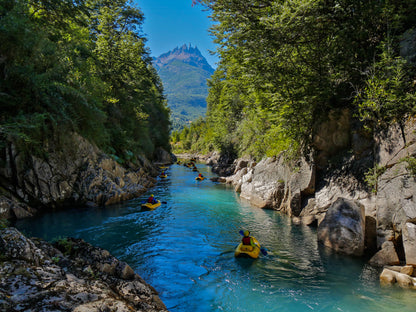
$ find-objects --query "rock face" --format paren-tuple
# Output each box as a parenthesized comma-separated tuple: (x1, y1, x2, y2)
(0, 227, 168, 312)
(313, 108, 351, 169)
(206, 151, 236, 177)
(403, 221, 416, 266)
(0, 133, 164, 219)
(223, 155, 315, 217)
(215, 115, 416, 269)
(317, 198, 366, 256)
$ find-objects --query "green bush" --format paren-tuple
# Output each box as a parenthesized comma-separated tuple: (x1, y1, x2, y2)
(403, 156, 416, 177)
(364, 164, 387, 194)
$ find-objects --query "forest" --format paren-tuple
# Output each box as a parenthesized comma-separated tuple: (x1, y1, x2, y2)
(0, 0, 171, 163)
(174, 0, 416, 160)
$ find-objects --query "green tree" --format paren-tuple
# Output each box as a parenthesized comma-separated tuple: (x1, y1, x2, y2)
(1, 0, 170, 163)
(355, 45, 416, 133)
(188, 0, 416, 159)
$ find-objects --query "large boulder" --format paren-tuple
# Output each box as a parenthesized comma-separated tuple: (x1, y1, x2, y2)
(368, 241, 400, 267)
(317, 198, 366, 256)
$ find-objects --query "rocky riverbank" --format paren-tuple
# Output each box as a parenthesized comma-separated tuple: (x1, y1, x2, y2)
(0, 227, 168, 311)
(0, 133, 175, 220)
(206, 116, 416, 289)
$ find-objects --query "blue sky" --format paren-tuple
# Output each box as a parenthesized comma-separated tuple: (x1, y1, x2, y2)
(134, 0, 219, 68)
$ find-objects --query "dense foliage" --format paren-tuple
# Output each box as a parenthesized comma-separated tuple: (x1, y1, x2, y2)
(0, 0, 170, 162)
(178, 0, 416, 159)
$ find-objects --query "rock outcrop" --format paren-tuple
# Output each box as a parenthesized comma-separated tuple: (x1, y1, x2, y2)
(206, 151, 236, 177)
(222, 155, 315, 217)
(317, 198, 366, 256)
(214, 115, 416, 283)
(0, 227, 168, 311)
(0, 133, 169, 219)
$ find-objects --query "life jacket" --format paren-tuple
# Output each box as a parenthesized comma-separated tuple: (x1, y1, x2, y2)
(242, 236, 252, 245)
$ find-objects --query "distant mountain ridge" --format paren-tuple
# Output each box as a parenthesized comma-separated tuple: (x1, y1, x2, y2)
(153, 44, 215, 130)
(154, 44, 214, 73)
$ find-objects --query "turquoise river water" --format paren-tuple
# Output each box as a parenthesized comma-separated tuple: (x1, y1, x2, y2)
(15, 163, 416, 312)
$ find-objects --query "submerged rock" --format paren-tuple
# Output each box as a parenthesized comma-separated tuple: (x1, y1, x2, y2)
(380, 267, 416, 289)
(0, 227, 168, 312)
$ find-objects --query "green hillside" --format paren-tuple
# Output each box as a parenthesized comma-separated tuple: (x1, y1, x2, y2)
(154, 45, 214, 131)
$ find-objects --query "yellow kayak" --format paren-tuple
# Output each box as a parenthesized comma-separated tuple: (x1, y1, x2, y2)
(235, 237, 261, 259)
(141, 200, 161, 210)
(160, 174, 167, 178)
(195, 176, 205, 181)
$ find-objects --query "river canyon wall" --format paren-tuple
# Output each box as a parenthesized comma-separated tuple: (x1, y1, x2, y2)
(207, 114, 416, 288)
(0, 133, 174, 220)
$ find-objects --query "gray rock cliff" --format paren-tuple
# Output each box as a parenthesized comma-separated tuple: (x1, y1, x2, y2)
(0, 133, 174, 219)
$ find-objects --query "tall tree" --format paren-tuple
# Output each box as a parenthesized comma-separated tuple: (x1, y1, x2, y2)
(1, 0, 170, 161)
(188, 0, 416, 159)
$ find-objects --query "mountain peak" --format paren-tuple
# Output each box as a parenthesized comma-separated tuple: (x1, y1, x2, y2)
(154, 44, 214, 73)
(153, 44, 215, 131)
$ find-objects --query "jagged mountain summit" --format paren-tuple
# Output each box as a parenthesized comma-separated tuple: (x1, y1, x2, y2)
(153, 44, 215, 130)
(154, 44, 213, 73)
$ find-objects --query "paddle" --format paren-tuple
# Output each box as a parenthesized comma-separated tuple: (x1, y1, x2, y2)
(238, 230, 268, 256)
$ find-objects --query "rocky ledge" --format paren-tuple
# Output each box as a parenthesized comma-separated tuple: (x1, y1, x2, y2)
(0, 133, 175, 220)
(209, 116, 416, 290)
(0, 227, 168, 311)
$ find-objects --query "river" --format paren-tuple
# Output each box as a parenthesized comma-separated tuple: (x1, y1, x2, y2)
(15, 163, 416, 311)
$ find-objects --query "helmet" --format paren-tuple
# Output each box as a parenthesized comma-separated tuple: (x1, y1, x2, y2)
(151, 194, 154, 197)
(243, 230, 249, 237)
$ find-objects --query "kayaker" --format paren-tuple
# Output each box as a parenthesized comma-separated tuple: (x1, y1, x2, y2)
(147, 194, 156, 204)
(198, 173, 204, 178)
(242, 230, 256, 248)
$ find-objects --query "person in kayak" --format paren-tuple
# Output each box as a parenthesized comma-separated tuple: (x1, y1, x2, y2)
(242, 230, 256, 248)
(147, 194, 157, 204)
(198, 173, 204, 178)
